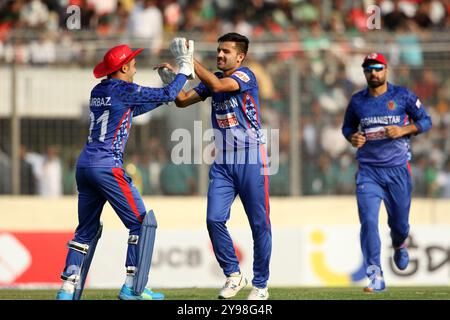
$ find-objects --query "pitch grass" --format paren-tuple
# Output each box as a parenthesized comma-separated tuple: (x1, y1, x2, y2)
(0, 287, 449, 300)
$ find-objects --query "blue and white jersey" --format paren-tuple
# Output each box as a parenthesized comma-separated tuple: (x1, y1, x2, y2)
(342, 83, 432, 167)
(194, 67, 264, 150)
(77, 75, 187, 168)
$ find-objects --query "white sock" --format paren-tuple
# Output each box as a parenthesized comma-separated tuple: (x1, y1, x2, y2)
(125, 274, 134, 288)
(62, 281, 75, 293)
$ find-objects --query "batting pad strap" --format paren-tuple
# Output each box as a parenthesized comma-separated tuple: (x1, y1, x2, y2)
(126, 266, 136, 275)
(67, 240, 89, 254)
(128, 235, 139, 245)
(61, 274, 80, 284)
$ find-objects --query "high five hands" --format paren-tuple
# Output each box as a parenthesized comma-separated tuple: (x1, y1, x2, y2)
(154, 37, 195, 84)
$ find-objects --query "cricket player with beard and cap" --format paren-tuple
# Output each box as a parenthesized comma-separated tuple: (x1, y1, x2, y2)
(342, 53, 432, 292)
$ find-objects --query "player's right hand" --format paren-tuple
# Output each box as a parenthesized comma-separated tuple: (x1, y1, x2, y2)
(154, 63, 176, 84)
(169, 37, 195, 79)
(350, 132, 366, 148)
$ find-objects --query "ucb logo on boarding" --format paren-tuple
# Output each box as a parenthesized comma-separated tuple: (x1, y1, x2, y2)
(388, 235, 450, 276)
(151, 248, 201, 268)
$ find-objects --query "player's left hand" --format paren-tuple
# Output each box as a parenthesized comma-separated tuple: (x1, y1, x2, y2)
(154, 63, 176, 84)
(385, 125, 404, 139)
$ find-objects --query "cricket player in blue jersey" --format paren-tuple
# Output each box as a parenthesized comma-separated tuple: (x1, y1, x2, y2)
(56, 42, 195, 300)
(156, 33, 271, 300)
(342, 53, 432, 292)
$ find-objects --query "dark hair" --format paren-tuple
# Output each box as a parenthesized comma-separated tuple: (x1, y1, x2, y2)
(218, 33, 249, 55)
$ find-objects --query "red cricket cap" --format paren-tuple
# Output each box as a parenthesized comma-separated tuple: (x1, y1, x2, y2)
(93, 44, 144, 78)
(362, 52, 388, 67)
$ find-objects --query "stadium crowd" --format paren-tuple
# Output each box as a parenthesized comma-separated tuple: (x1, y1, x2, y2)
(0, 0, 449, 198)
(0, 0, 449, 64)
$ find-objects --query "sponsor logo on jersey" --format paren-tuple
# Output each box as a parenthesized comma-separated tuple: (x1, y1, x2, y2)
(364, 126, 387, 141)
(216, 112, 239, 128)
(232, 71, 250, 83)
(387, 100, 397, 110)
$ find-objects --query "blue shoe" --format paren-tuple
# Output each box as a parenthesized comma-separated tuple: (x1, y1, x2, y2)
(56, 290, 74, 300)
(363, 276, 386, 293)
(394, 247, 409, 270)
(118, 285, 164, 300)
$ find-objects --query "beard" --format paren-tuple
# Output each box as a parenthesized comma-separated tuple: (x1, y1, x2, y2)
(367, 78, 385, 88)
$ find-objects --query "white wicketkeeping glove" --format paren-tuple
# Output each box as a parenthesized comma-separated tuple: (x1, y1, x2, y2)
(157, 67, 176, 85)
(169, 37, 195, 79)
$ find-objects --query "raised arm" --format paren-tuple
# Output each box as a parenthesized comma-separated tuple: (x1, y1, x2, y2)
(117, 73, 188, 105)
(154, 63, 205, 108)
(193, 59, 240, 93)
(116, 74, 186, 116)
(174, 89, 203, 108)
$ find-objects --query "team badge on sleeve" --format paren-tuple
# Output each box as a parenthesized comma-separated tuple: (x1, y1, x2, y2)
(232, 71, 250, 83)
(416, 99, 422, 109)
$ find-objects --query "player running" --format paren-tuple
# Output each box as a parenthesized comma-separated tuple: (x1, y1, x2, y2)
(156, 33, 271, 300)
(342, 53, 432, 292)
(56, 41, 194, 300)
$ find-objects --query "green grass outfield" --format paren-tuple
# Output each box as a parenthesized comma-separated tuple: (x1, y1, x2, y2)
(0, 287, 449, 300)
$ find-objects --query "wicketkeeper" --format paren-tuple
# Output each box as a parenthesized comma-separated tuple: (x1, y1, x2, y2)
(56, 41, 194, 300)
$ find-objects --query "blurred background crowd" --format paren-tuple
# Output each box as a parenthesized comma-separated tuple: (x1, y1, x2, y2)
(0, 0, 449, 64)
(0, 0, 449, 198)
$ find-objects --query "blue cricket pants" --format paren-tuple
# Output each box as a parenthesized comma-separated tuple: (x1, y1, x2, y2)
(207, 147, 272, 288)
(356, 163, 412, 276)
(62, 167, 145, 278)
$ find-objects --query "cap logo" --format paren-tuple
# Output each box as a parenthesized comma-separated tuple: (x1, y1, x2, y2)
(367, 53, 378, 59)
(120, 53, 126, 60)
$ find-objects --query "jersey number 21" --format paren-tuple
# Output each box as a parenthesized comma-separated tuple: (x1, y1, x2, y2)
(88, 110, 109, 143)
